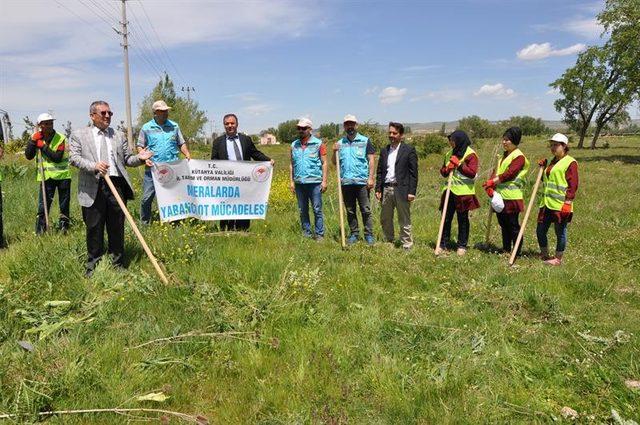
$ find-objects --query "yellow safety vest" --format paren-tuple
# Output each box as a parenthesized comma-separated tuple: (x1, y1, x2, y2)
(37, 132, 70, 181)
(539, 155, 576, 211)
(496, 148, 530, 201)
(442, 147, 477, 196)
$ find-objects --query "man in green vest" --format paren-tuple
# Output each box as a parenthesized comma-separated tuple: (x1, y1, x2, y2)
(0, 136, 5, 248)
(25, 113, 71, 234)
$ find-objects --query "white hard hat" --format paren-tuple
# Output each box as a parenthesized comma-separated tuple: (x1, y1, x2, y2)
(152, 100, 172, 111)
(297, 118, 313, 128)
(549, 133, 569, 144)
(343, 114, 358, 123)
(37, 113, 55, 124)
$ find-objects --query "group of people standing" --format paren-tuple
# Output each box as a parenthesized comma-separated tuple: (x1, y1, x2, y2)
(288, 116, 579, 266)
(0, 101, 578, 275)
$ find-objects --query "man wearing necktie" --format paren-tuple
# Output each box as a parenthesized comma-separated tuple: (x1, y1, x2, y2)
(211, 113, 274, 231)
(69, 100, 153, 276)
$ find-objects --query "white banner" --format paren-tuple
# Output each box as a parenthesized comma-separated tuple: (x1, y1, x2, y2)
(151, 160, 273, 222)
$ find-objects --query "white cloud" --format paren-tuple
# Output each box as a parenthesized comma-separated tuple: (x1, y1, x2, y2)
(0, 0, 325, 133)
(243, 104, 275, 116)
(474, 83, 516, 99)
(563, 18, 604, 39)
(410, 89, 465, 103)
(363, 86, 379, 95)
(517, 43, 586, 61)
(400, 65, 442, 72)
(379, 87, 407, 104)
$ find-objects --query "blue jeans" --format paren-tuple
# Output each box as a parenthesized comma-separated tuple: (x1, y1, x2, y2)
(140, 168, 155, 224)
(294, 183, 324, 237)
(536, 209, 568, 253)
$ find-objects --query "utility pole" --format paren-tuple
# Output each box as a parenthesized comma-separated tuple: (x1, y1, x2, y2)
(181, 86, 195, 101)
(116, 0, 135, 151)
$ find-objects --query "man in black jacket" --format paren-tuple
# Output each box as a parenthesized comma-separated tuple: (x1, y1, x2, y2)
(211, 113, 274, 231)
(375, 122, 418, 250)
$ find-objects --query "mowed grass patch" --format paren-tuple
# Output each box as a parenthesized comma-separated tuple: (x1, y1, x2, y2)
(0, 136, 639, 423)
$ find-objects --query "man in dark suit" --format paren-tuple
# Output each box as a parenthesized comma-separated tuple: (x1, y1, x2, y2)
(375, 122, 418, 250)
(211, 113, 274, 231)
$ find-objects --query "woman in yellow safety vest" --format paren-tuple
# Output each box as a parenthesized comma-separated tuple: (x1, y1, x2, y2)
(482, 127, 530, 255)
(536, 133, 579, 266)
(437, 130, 480, 256)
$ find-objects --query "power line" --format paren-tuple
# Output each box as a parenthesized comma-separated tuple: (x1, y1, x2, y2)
(127, 5, 171, 78)
(53, 0, 114, 38)
(75, 0, 118, 28)
(86, 0, 120, 24)
(129, 44, 165, 81)
(136, 0, 185, 82)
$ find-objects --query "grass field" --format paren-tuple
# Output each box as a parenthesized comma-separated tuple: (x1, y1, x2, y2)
(0, 135, 639, 423)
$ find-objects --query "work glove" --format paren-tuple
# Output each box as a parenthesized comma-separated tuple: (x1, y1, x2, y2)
(31, 132, 45, 148)
(538, 158, 548, 167)
(560, 202, 572, 219)
(482, 179, 496, 189)
(445, 155, 460, 172)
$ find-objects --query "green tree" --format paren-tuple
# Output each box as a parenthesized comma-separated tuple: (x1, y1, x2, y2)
(550, 0, 639, 149)
(137, 73, 207, 141)
(500, 116, 549, 136)
(21, 116, 36, 143)
(355, 121, 387, 150)
(551, 45, 636, 149)
(318, 122, 340, 140)
(276, 119, 298, 144)
(439, 122, 446, 136)
(456, 115, 499, 139)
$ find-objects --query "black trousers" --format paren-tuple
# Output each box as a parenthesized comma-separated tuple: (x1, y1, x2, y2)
(441, 194, 470, 249)
(36, 178, 71, 234)
(0, 183, 5, 248)
(496, 211, 522, 254)
(341, 184, 373, 237)
(82, 177, 127, 272)
(219, 219, 250, 231)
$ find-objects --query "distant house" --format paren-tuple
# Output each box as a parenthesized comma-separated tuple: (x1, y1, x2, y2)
(259, 133, 278, 145)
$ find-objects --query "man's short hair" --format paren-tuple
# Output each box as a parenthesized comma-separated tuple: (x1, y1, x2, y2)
(223, 113, 238, 123)
(90, 100, 109, 114)
(389, 121, 404, 135)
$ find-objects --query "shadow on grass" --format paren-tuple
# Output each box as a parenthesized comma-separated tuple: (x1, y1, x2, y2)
(579, 155, 640, 164)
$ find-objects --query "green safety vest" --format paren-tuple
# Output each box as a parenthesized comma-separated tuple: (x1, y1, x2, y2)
(37, 132, 70, 181)
(496, 148, 530, 201)
(442, 146, 477, 196)
(539, 155, 576, 212)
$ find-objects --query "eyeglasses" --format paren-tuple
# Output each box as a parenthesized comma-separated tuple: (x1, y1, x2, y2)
(93, 111, 113, 117)
(296, 126, 310, 130)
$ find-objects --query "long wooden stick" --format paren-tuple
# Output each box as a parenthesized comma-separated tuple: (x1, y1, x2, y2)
(435, 171, 453, 255)
(38, 150, 50, 232)
(335, 148, 346, 248)
(508, 165, 545, 266)
(102, 174, 169, 284)
(484, 154, 501, 245)
(0, 408, 205, 423)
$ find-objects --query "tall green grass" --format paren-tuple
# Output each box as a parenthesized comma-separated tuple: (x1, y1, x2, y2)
(0, 137, 638, 423)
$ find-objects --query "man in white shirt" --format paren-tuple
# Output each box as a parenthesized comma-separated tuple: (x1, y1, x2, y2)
(69, 100, 153, 276)
(374, 122, 418, 250)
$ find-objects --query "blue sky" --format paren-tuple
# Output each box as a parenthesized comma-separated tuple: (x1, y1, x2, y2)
(2, 0, 623, 136)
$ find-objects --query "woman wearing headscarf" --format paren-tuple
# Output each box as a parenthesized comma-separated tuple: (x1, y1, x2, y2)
(536, 133, 578, 266)
(482, 127, 530, 255)
(437, 130, 480, 255)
